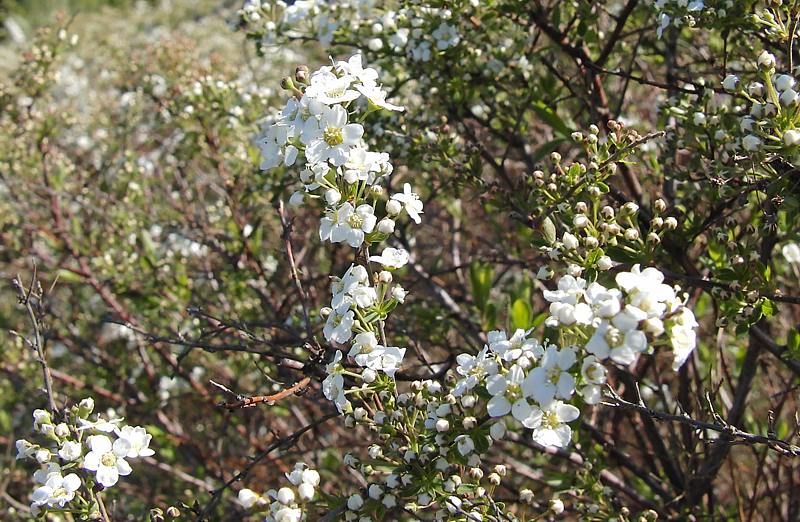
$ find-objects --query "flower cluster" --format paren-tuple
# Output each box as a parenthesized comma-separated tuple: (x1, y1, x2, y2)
(237, 462, 321, 522)
(258, 54, 422, 414)
(445, 265, 698, 449)
(15, 399, 154, 517)
(719, 52, 800, 155)
(545, 265, 698, 370)
(238, 2, 462, 61)
(653, 0, 732, 38)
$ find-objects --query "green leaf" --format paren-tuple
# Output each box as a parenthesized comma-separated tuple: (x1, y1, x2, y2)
(541, 216, 557, 245)
(510, 298, 532, 330)
(788, 328, 800, 359)
(760, 298, 776, 318)
(531, 100, 571, 137)
(469, 262, 495, 313)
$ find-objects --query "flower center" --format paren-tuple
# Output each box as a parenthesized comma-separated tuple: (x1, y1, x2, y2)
(326, 86, 346, 98)
(323, 127, 344, 146)
(348, 213, 364, 229)
(546, 365, 561, 384)
(542, 410, 559, 428)
(100, 452, 117, 467)
(604, 327, 622, 348)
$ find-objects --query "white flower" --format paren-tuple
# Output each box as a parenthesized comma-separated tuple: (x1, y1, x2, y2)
(301, 104, 363, 166)
(349, 331, 379, 359)
(369, 247, 409, 268)
(335, 54, 379, 86)
(323, 310, 355, 344)
(391, 285, 408, 303)
(354, 345, 406, 378)
(344, 147, 391, 184)
(584, 282, 622, 318)
(742, 134, 761, 152)
(586, 320, 648, 364)
(320, 202, 377, 248)
(355, 82, 405, 111)
(32, 409, 51, 431)
(330, 264, 370, 312)
(322, 351, 349, 413)
(114, 426, 155, 458)
(77, 416, 122, 433)
(487, 329, 543, 363)
(522, 346, 576, 405)
(669, 307, 699, 370)
(454, 435, 475, 456)
(83, 435, 133, 488)
(543, 275, 592, 325)
(453, 348, 498, 396)
(782, 243, 800, 263)
(58, 441, 83, 462)
(16, 439, 37, 460)
(390, 183, 424, 224)
(530, 401, 580, 448)
(31, 472, 81, 508)
(304, 70, 360, 105)
(273, 506, 302, 522)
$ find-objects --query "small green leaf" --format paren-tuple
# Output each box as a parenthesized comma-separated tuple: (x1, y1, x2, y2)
(541, 216, 557, 245)
(787, 328, 800, 359)
(510, 298, 532, 330)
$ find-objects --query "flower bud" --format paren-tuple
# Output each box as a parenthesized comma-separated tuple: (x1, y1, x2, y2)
(324, 188, 341, 205)
(624, 228, 639, 241)
(748, 81, 765, 97)
(347, 494, 364, 511)
(785, 129, 800, 146)
(757, 50, 776, 71)
(54, 423, 69, 438)
(775, 74, 795, 91)
(722, 74, 739, 91)
(573, 214, 589, 228)
(386, 200, 402, 216)
(549, 498, 565, 514)
(597, 256, 613, 271)
(295, 65, 309, 84)
(520, 489, 534, 504)
(621, 202, 639, 216)
(377, 218, 395, 234)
